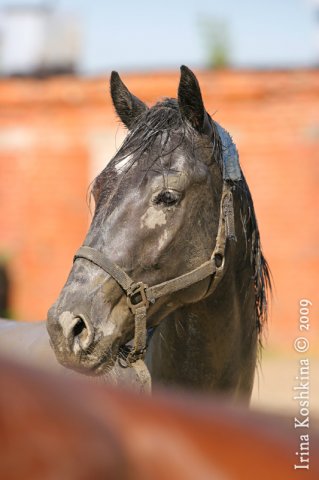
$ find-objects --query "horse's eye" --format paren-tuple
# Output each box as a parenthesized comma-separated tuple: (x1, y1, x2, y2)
(154, 190, 180, 207)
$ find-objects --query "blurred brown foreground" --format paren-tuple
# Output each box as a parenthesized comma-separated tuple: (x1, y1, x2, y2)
(0, 356, 318, 480)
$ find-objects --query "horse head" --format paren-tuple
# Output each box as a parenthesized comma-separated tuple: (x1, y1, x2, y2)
(47, 66, 270, 384)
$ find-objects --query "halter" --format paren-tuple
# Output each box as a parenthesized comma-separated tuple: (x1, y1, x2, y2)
(73, 122, 240, 368)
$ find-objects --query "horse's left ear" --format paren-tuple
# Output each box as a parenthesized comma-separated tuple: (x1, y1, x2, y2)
(110, 71, 148, 129)
(178, 65, 211, 136)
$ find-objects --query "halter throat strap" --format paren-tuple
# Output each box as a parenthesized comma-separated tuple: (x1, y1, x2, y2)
(73, 181, 235, 365)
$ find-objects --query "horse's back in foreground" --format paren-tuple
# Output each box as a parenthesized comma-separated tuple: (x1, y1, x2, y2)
(1, 356, 316, 480)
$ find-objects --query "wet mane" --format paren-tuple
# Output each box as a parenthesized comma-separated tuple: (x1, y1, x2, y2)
(235, 176, 271, 338)
(112, 98, 223, 173)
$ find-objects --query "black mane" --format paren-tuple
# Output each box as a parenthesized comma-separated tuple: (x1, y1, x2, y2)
(111, 98, 223, 174)
(236, 176, 271, 338)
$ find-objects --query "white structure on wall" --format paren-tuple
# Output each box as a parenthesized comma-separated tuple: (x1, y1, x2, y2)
(0, 4, 81, 76)
(309, 0, 319, 64)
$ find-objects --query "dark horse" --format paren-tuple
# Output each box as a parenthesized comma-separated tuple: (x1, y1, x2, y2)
(47, 66, 270, 402)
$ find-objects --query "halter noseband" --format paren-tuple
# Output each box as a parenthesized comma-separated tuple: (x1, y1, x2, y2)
(73, 180, 236, 366)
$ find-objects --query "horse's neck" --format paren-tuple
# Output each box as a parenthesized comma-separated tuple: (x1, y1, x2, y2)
(147, 264, 257, 401)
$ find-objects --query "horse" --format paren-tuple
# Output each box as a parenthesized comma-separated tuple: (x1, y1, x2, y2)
(2, 356, 317, 480)
(47, 66, 270, 403)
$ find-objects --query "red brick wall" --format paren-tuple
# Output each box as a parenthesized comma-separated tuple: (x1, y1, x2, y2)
(0, 71, 318, 350)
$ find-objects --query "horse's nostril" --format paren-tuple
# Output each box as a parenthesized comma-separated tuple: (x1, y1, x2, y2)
(71, 315, 94, 352)
(73, 317, 86, 338)
(58, 312, 94, 354)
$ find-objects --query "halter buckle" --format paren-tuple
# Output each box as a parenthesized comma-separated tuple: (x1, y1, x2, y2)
(127, 282, 149, 314)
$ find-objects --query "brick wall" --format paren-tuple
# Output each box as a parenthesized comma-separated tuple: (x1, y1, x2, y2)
(0, 70, 318, 350)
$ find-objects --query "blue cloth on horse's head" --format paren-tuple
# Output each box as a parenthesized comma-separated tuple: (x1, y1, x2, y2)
(215, 122, 242, 182)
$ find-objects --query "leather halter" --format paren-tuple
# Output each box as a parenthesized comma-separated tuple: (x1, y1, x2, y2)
(73, 180, 236, 366)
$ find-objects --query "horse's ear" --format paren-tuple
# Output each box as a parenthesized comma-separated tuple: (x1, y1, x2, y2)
(178, 65, 211, 136)
(110, 71, 148, 129)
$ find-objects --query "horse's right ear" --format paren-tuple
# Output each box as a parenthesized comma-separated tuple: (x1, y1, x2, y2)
(110, 71, 148, 130)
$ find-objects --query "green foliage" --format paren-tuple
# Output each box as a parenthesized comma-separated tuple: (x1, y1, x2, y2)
(198, 16, 231, 69)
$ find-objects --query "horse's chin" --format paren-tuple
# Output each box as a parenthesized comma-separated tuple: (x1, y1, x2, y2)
(53, 347, 117, 377)
(84, 355, 117, 376)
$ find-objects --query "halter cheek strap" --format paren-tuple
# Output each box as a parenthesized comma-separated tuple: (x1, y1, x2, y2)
(73, 181, 236, 366)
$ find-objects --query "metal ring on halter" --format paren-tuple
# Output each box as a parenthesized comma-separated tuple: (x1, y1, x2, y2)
(118, 344, 147, 368)
(126, 282, 149, 314)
